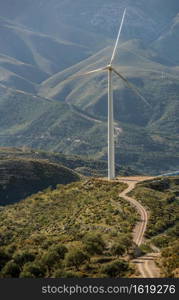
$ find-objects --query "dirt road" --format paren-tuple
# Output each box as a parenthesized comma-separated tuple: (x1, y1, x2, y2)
(118, 176, 161, 278)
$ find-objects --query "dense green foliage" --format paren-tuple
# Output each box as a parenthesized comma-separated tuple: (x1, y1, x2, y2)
(130, 177, 179, 277)
(0, 179, 137, 278)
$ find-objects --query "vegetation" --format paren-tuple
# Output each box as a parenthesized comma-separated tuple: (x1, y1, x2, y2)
(130, 177, 179, 277)
(0, 179, 138, 278)
(0, 147, 137, 178)
(0, 1, 179, 176)
(0, 156, 80, 205)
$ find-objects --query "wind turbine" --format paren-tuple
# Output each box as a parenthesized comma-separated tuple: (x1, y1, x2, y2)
(70, 8, 150, 180)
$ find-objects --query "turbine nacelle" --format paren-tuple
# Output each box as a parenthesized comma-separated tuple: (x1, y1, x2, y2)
(106, 65, 113, 72)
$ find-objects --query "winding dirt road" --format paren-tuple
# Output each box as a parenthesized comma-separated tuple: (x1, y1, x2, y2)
(118, 176, 161, 278)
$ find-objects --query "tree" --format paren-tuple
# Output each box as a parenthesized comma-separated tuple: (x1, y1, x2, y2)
(41, 250, 60, 268)
(110, 243, 125, 257)
(20, 262, 45, 278)
(13, 251, 36, 268)
(53, 270, 83, 278)
(0, 249, 10, 271)
(83, 233, 105, 255)
(65, 249, 89, 270)
(2, 261, 21, 278)
(101, 260, 129, 277)
(49, 244, 68, 259)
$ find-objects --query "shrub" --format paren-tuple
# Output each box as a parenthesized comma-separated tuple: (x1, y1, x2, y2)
(5, 244, 17, 256)
(0, 249, 10, 270)
(110, 243, 125, 256)
(117, 234, 132, 251)
(2, 261, 21, 278)
(21, 262, 45, 278)
(49, 244, 68, 259)
(41, 240, 54, 249)
(53, 270, 83, 278)
(13, 251, 36, 267)
(152, 235, 170, 248)
(41, 250, 61, 268)
(101, 260, 129, 277)
(83, 233, 105, 255)
(19, 271, 35, 278)
(65, 249, 89, 270)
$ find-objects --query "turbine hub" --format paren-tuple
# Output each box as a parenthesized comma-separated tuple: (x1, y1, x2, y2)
(107, 64, 113, 71)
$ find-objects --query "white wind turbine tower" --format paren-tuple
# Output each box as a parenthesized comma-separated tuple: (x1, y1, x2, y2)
(71, 8, 150, 180)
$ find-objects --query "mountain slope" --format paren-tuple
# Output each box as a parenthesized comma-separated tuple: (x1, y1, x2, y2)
(0, 85, 179, 175)
(38, 39, 179, 129)
(0, 17, 91, 87)
(153, 13, 179, 65)
(0, 1, 178, 175)
(0, 158, 80, 205)
(0, 147, 137, 178)
(0, 179, 138, 278)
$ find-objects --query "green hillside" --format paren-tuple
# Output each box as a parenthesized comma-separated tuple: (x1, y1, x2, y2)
(130, 176, 179, 277)
(0, 179, 138, 278)
(0, 85, 179, 175)
(0, 157, 80, 205)
(0, 147, 137, 178)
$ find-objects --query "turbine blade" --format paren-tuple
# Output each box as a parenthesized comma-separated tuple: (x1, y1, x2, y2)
(112, 68, 151, 108)
(110, 8, 127, 65)
(68, 67, 107, 80)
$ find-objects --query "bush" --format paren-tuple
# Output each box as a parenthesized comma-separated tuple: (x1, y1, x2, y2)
(41, 250, 61, 268)
(53, 270, 83, 278)
(152, 235, 170, 248)
(101, 260, 129, 277)
(65, 249, 89, 270)
(117, 234, 132, 251)
(21, 262, 45, 278)
(13, 251, 36, 267)
(110, 243, 125, 256)
(139, 243, 152, 255)
(19, 271, 35, 278)
(83, 233, 105, 255)
(0, 250, 10, 270)
(49, 244, 68, 259)
(2, 261, 21, 277)
(5, 244, 17, 256)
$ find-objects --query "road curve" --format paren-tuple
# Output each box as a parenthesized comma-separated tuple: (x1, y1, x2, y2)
(117, 176, 161, 278)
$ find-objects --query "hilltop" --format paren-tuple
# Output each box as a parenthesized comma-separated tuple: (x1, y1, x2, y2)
(0, 146, 138, 205)
(0, 147, 137, 178)
(0, 157, 80, 205)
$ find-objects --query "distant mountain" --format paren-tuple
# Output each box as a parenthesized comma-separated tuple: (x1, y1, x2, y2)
(153, 13, 179, 65)
(0, 18, 91, 86)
